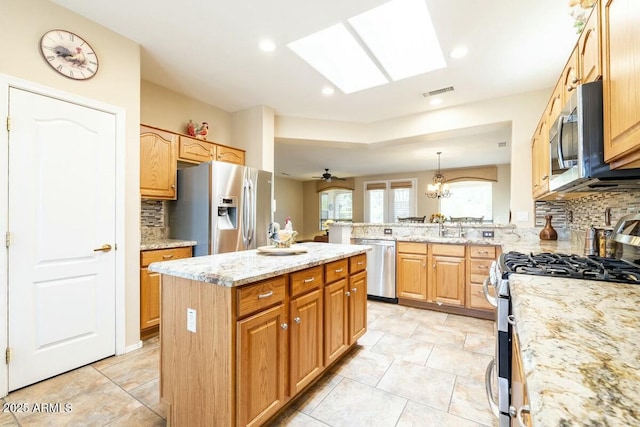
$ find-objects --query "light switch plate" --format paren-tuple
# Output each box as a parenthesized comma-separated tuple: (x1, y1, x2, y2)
(187, 308, 197, 333)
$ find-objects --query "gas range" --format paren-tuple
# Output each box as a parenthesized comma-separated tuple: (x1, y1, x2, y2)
(499, 251, 640, 285)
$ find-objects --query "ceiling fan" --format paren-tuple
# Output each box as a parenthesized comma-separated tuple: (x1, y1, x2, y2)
(313, 168, 346, 182)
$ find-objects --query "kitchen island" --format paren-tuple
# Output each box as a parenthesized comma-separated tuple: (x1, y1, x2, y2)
(148, 242, 369, 427)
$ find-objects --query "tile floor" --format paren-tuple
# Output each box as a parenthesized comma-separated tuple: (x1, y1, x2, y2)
(0, 301, 495, 426)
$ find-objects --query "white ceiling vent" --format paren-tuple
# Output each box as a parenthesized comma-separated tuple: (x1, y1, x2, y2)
(422, 86, 454, 97)
(497, 141, 507, 148)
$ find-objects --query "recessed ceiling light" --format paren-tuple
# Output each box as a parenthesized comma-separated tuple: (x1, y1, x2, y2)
(429, 98, 443, 106)
(322, 86, 335, 96)
(259, 39, 277, 52)
(450, 46, 468, 59)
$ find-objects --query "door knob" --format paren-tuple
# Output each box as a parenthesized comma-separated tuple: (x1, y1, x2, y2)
(93, 244, 112, 252)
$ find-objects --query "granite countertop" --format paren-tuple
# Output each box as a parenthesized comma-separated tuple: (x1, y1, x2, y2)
(140, 239, 197, 251)
(509, 273, 640, 426)
(147, 242, 369, 287)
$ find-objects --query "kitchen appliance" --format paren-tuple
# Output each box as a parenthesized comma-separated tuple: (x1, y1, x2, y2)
(483, 212, 640, 426)
(169, 161, 273, 256)
(352, 238, 397, 303)
(549, 80, 640, 193)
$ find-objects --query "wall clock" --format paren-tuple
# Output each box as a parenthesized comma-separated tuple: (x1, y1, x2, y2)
(39, 29, 99, 80)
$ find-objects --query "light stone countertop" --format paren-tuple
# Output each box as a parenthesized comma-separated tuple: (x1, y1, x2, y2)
(140, 239, 197, 251)
(509, 273, 640, 426)
(147, 242, 369, 287)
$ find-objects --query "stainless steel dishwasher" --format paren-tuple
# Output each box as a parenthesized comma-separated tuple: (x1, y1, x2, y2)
(354, 239, 397, 303)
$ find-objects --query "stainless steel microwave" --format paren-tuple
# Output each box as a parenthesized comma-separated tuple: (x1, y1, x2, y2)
(549, 80, 640, 192)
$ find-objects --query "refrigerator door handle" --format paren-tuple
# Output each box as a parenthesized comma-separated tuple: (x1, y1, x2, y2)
(242, 178, 250, 247)
(247, 179, 255, 246)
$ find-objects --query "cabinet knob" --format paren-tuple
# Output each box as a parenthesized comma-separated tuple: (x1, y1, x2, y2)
(171, 184, 175, 188)
(345, 291, 351, 297)
(433, 264, 436, 268)
(281, 323, 288, 330)
(352, 288, 357, 293)
(294, 317, 301, 324)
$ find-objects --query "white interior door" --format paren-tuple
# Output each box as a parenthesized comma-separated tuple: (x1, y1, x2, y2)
(7, 88, 116, 391)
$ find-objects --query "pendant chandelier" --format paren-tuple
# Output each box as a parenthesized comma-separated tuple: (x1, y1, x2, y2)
(425, 152, 451, 199)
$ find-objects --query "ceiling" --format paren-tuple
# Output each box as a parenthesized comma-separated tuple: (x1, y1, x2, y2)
(52, 0, 580, 180)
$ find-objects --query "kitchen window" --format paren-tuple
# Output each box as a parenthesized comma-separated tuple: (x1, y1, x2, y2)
(364, 179, 416, 223)
(440, 181, 492, 221)
(319, 189, 353, 229)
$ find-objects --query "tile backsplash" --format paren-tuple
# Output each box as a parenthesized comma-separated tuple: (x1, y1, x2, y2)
(141, 200, 167, 241)
(535, 191, 640, 233)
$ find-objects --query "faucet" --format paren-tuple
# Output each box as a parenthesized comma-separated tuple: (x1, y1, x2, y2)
(439, 222, 448, 237)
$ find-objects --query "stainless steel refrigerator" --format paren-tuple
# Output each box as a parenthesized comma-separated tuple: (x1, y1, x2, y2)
(168, 161, 273, 256)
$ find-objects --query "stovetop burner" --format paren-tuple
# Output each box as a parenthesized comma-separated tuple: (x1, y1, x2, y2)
(500, 251, 640, 284)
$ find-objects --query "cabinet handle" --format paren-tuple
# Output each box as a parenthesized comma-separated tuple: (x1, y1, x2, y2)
(162, 254, 174, 259)
(345, 291, 351, 296)
(357, 261, 364, 265)
(517, 405, 531, 427)
(258, 291, 273, 299)
(335, 268, 343, 273)
(281, 323, 288, 330)
(478, 265, 488, 269)
(542, 175, 549, 180)
(303, 277, 315, 283)
(294, 317, 301, 324)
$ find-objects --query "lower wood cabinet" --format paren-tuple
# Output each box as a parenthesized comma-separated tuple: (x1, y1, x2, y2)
(429, 244, 466, 307)
(396, 242, 428, 300)
(160, 254, 366, 427)
(396, 241, 498, 318)
(237, 302, 287, 427)
(139, 246, 191, 338)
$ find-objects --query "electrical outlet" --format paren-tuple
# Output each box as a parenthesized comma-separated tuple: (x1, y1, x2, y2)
(384, 228, 393, 235)
(482, 230, 494, 238)
(187, 308, 197, 333)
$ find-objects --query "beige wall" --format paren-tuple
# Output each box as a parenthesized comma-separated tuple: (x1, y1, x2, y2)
(141, 80, 232, 146)
(1, 0, 141, 349)
(273, 177, 304, 237)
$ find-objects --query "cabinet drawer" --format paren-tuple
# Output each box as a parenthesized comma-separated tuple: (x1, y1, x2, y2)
(469, 283, 494, 311)
(431, 244, 465, 257)
(290, 266, 324, 298)
(397, 242, 427, 254)
(469, 259, 493, 283)
(141, 246, 192, 267)
(237, 276, 286, 318)
(469, 245, 497, 259)
(325, 259, 348, 284)
(350, 254, 367, 274)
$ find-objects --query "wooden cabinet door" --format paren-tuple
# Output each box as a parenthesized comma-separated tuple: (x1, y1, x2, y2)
(602, 0, 640, 168)
(578, 5, 601, 84)
(177, 135, 215, 164)
(216, 145, 246, 165)
(397, 253, 427, 300)
(348, 271, 367, 344)
(290, 289, 324, 395)
(561, 47, 580, 103)
(140, 268, 160, 329)
(140, 126, 177, 200)
(430, 255, 465, 306)
(547, 80, 564, 129)
(511, 333, 531, 427)
(237, 304, 287, 427)
(324, 279, 349, 366)
(531, 118, 550, 199)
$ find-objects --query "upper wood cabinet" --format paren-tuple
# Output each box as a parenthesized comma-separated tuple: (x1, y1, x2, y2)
(177, 135, 215, 164)
(531, 117, 550, 199)
(216, 145, 245, 165)
(578, 4, 602, 84)
(140, 126, 177, 200)
(602, 0, 640, 168)
(561, 47, 580, 103)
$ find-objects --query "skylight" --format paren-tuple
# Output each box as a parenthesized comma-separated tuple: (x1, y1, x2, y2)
(349, 0, 446, 81)
(287, 24, 388, 94)
(287, 0, 446, 94)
